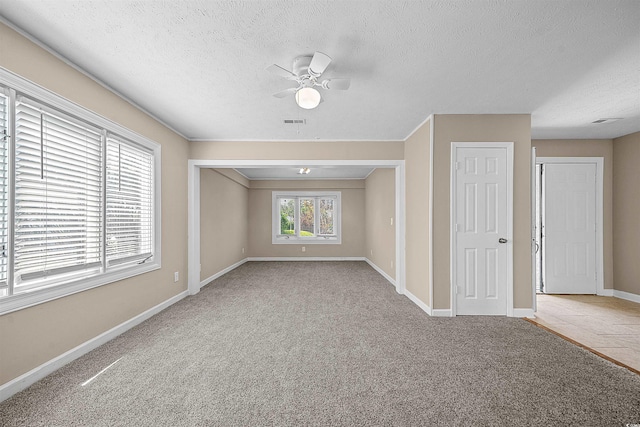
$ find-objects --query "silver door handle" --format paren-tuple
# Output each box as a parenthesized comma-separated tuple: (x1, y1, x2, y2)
(499, 238, 507, 244)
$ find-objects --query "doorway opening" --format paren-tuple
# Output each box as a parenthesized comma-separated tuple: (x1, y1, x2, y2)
(533, 157, 604, 296)
(187, 159, 406, 297)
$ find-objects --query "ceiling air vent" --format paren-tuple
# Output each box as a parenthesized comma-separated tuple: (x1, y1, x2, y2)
(592, 118, 622, 124)
(284, 119, 306, 124)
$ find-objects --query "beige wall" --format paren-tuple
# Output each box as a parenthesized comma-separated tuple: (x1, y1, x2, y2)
(190, 140, 404, 160)
(405, 119, 431, 305)
(0, 23, 189, 385)
(365, 169, 396, 279)
(432, 114, 532, 310)
(200, 169, 249, 283)
(248, 181, 365, 258)
(532, 139, 614, 290)
(613, 131, 640, 295)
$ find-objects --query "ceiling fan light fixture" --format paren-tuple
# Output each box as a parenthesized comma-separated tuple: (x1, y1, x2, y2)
(295, 87, 321, 109)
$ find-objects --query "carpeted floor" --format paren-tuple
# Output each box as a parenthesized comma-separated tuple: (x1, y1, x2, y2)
(1, 261, 639, 426)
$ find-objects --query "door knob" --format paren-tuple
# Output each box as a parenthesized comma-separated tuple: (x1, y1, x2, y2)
(499, 238, 507, 244)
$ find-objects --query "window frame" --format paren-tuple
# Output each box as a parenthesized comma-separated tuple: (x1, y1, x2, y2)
(272, 191, 341, 245)
(0, 68, 161, 315)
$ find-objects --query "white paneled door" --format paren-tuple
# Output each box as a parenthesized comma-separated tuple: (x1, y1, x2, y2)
(542, 163, 597, 294)
(454, 145, 511, 315)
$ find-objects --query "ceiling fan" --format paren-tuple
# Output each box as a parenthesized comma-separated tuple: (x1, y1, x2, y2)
(267, 51, 351, 109)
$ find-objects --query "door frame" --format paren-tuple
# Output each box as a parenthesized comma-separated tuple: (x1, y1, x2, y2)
(187, 159, 406, 296)
(450, 142, 514, 316)
(534, 157, 605, 296)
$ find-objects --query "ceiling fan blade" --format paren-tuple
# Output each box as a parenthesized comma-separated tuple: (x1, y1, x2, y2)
(266, 64, 296, 79)
(321, 78, 351, 90)
(308, 51, 332, 77)
(272, 87, 298, 98)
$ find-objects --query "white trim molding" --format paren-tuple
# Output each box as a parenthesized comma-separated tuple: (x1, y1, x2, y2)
(530, 146, 537, 313)
(431, 309, 453, 317)
(512, 308, 535, 318)
(247, 257, 365, 262)
(365, 258, 396, 287)
(0, 291, 188, 403)
(613, 289, 640, 304)
(187, 163, 201, 296)
(428, 115, 435, 319)
(199, 258, 249, 288)
(395, 163, 407, 295)
(404, 289, 432, 315)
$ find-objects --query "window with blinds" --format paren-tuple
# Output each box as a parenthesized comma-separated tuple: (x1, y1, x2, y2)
(0, 70, 160, 313)
(106, 137, 153, 266)
(0, 92, 8, 292)
(14, 98, 102, 286)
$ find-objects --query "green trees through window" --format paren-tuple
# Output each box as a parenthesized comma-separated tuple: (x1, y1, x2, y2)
(274, 192, 340, 243)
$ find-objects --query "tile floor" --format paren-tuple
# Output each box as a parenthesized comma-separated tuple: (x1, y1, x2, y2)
(529, 294, 640, 373)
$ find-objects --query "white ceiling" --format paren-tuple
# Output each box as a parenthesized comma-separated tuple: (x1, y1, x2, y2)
(235, 166, 375, 180)
(0, 0, 639, 142)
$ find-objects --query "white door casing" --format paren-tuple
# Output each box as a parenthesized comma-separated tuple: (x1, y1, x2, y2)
(451, 143, 513, 316)
(187, 159, 406, 296)
(542, 163, 597, 294)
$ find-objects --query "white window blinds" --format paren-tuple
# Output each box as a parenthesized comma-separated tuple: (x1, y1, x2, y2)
(0, 92, 8, 289)
(0, 71, 161, 313)
(106, 137, 153, 265)
(14, 98, 102, 284)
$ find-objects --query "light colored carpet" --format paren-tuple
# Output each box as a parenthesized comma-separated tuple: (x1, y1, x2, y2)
(1, 261, 639, 426)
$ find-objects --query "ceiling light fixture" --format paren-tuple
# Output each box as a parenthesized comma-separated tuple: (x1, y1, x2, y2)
(298, 167, 311, 175)
(295, 87, 321, 109)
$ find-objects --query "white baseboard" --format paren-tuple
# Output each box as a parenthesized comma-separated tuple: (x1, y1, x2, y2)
(599, 288, 614, 297)
(431, 309, 453, 317)
(200, 258, 248, 288)
(511, 308, 535, 318)
(247, 257, 366, 262)
(404, 289, 431, 315)
(613, 289, 640, 304)
(364, 258, 396, 286)
(0, 290, 188, 403)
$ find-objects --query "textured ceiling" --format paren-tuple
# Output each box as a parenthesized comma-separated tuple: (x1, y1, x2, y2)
(0, 0, 639, 141)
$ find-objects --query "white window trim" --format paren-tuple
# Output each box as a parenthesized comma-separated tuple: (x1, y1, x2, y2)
(272, 191, 341, 245)
(0, 67, 162, 315)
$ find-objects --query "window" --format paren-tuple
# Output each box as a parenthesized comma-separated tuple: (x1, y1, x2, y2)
(272, 191, 341, 244)
(13, 98, 103, 289)
(0, 90, 8, 294)
(106, 137, 153, 266)
(0, 69, 161, 314)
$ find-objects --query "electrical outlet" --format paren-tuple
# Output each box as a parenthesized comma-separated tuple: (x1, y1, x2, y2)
(242, 247, 245, 254)
(302, 246, 306, 252)
(174, 271, 179, 282)
(370, 249, 373, 256)
(390, 217, 394, 226)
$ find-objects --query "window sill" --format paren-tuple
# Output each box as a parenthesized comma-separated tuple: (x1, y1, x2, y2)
(272, 237, 341, 245)
(0, 262, 161, 315)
